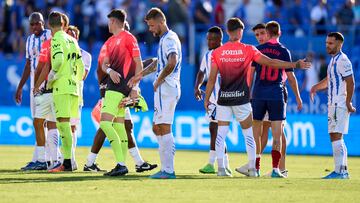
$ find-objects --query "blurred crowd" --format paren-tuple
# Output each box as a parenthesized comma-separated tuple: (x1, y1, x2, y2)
(0, 0, 359, 93)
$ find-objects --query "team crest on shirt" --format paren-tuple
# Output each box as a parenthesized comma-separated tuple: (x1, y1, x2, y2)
(116, 39, 121, 45)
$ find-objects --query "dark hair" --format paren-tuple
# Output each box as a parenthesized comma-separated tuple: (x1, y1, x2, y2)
(29, 12, 44, 23)
(327, 32, 344, 42)
(145, 7, 166, 21)
(48, 11, 62, 28)
(265, 21, 280, 37)
(226, 18, 244, 32)
(252, 23, 266, 32)
(208, 26, 223, 38)
(107, 9, 126, 23)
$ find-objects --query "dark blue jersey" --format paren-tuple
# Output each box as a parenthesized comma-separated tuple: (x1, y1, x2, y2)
(252, 40, 293, 101)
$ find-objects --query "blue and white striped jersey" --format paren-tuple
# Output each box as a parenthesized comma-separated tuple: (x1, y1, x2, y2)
(25, 29, 51, 88)
(199, 49, 220, 104)
(156, 30, 182, 88)
(327, 51, 353, 108)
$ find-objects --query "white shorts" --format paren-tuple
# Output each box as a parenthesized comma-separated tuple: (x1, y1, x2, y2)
(153, 82, 180, 125)
(216, 102, 252, 122)
(33, 93, 56, 122)
(205, 102, 217, 123)
(30, 91, 35, 118)
(328, 106, 350, 134)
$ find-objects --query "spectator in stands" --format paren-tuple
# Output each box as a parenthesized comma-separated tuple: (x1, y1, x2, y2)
(167, 0, 190, 43)
(336, 0, 355, 35)
(233, 0, 265, 29)
(301, 52, 320, 92)
(193, 0, 212, 33)
(311, 0, 328, 35)
(288, 0, 309, 36)
(214, 0, 225, 28)
(264, 0, 287, 28)
(95, 0, 113, 41)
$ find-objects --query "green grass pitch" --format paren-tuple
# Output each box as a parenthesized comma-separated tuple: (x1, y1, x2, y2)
(0, 146, 359, 202)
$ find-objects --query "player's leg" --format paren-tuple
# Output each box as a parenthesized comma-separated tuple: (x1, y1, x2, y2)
(199, 103, 217, 174)
(150, 83, 179, 179)
(125, 109, 157, 173)
(235, 103, 257, 177)
(260, 121, 271, 153)
(24, 93, 49, 170)
(268, 100, 286, 178)
(212, 104, 233, 177)
(279, 124, 287, 177)
(323, 107, 350, 179)
(46, 121, 61, 169)
(84, 99, 106, 171)
(100, 90, 128, 176)
(49, 94, 76, 172)
(236, 101, 264, 176)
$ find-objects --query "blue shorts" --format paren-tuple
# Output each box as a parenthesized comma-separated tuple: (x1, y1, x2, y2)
(252, 99, 286, 121)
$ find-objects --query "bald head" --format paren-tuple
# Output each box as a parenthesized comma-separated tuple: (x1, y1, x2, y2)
(29, 12, 45, 36)
(29, 12, 44, 24)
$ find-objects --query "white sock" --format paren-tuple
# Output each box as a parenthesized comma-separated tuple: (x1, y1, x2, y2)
(86, 152, 98, 167)
(216, 126, 228, 169)
(47, 129, 60, 163)
(242, 127, 256, 169)
(156, 136, 165, 171)
(36, 146, 45, 162)
(332, 140, 343, 173)
(71, 131, 77, 167)
(31, 143, 38, 162)
(208, 150, 216, 165)
(162, 133, 175, 173)
(341, 140, 348, 173)
(129, 147, 144, 166)
(224, 153, 230, 168)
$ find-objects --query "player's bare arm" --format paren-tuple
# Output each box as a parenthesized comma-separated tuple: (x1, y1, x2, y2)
(204, 63, 218, 112)
(33, 62, 50, 94)
(249, 66, 256, 99)
(194, 70, 205, 101)
(286, 72, 303, 110)
(129, 56, 143, 100)
(33, 62, 44, 87)
(153, 52, 177, 91)
(256, 54, 311, 69)
(310, 76, 328, 102)
(102, 56, 121, 84)
(344, 75, 356, 113)
(15, 59, 31, 104)
(127, 58, 157, 88)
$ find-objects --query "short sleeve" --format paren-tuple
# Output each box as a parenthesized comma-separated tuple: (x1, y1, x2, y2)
(250, 45, 261, 61)
(283, 49, 294, 72)
(126, 34, 140, 58)
(25, 36, 30, 59)
(82, 50, 92, 71)
(199, 52, 207, 73)
(39, 41, 50, 63)
(164, 37, 178, 57)
(211, 49, 220, 69)
(338, 57, 353, 78)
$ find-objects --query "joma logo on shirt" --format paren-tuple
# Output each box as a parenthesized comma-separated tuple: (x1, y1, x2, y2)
(221, 50, 243, 56)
